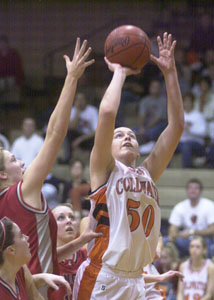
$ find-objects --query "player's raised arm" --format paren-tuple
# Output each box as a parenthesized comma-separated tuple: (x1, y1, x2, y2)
(142, 33, 184, 183)
(90, 59, 140, 191)
(22, 38, 94, 208)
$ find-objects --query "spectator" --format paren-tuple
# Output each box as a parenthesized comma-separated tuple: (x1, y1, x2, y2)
(193, 76, 214, 137)
(0, 35, 24, 108)
(177, 236, 214, 300)
(11, 117, 44, 168)
(174, 47, 191, 94)
(165, 178, 214, 258)
(63, 160, 90, 217)
(136, 79, 167, 148)
(178, 92, 206, 168)
(61, 92, 98, 163)
(42, 173, 65, 209)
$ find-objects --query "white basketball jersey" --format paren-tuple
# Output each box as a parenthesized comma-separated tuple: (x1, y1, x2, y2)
(88, 160, 161, 273)
(183, 259, 211, 300)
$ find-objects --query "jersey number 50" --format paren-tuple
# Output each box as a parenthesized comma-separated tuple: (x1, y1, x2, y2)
(127, 199, 154, 237)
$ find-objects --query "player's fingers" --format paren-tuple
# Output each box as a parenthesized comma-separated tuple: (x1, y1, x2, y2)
(170, 40, 177, 55)
(73, 37, 80, 59)
(157, 36, 163, 50)
(163, 32, 168, 48)
(78, 40, 88, 58)
(167, 34, 172, 49)
(63, 55, 70, 65)
(84, 59, 95, 68)
(78, 47, 92, 64)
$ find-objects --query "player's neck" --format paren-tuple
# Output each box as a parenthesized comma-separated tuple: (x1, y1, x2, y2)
(118, 157, 136, 168)
(0, 265, 17, 290)
(190, 257, 205, 270)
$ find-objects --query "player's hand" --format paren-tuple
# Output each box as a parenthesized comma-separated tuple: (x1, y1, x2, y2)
(64, 38, 95, 80)
(150, 32, 176, 75)
(104, 57, 141, 76)
(159, 270, 184, 282)
(81, 216, 103, 244)
(33, 273, 71, 295)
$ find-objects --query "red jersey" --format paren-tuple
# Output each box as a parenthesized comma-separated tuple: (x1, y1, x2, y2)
(49, 249, 87, 300)
(0, 267, 27, 300)
(0, 182, 59, 275)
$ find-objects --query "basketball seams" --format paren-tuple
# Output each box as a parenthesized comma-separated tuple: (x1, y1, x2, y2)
(106, 42, 147, 59)
(104, 25, 151, 69)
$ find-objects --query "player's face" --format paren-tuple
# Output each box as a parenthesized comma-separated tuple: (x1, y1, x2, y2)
(160, 249, 173, 268)
(186, 183, 201, 201)
(2, 150, 25, 184)
(53, 206, 79, 244)
(11, 223, 31, 265)
(189, 239, 205, 259)
(112, 127, 140, 163)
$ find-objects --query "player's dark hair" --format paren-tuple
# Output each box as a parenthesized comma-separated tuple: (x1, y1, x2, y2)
(0, 217, 14, 265)
(186, 178, 203, 190)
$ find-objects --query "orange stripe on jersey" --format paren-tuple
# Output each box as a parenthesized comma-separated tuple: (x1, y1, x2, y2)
(89, 224, 110, 265)
(155, 284, 166, 300)
(77, 262, 101, 299)
(90, 186, 107, 204)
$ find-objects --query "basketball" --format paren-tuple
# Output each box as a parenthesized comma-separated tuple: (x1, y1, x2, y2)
(104, 25, 151, 70)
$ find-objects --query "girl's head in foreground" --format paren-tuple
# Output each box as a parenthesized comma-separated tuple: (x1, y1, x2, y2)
(0, 217, 30, 267)
(52, 204, 79, 246)
(0, 148, 25, 188)
(189, 236, 207, 259)
(112, 127, 140, 165)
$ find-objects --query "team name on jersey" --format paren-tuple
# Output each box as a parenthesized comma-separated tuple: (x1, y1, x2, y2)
(184, 281, 206, 290)
(116, 176, 158, 202)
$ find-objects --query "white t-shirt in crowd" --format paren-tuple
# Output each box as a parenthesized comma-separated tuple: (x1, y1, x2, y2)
(11, 133, 44, 168)
(70, 105, 98, 134)
(169, 198, 214, 230)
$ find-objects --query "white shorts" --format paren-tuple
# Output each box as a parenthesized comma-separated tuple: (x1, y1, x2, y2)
(73, 259, 145, 300)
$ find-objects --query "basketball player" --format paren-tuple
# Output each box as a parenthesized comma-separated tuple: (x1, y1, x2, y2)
(0, 217, 71, 300)
(177, 236, 214, 300)
(51, 203, 101, 300)
(73, 32, 184, 300)
(0, 38, 94, 298)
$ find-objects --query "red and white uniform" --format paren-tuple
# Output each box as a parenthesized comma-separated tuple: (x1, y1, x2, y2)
(143, 264, 165, 300)
(74, 160, 161, 300)
(49, 249, 87, 300)
(183, 259, 211, 300)
(0, 267, 27, 300)
(0, 182, 59, 275)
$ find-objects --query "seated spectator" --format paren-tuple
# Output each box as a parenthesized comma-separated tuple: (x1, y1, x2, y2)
(177, 236, 214, 300)
(155, 243, 180, 300)
(11, 117, 44, 168)
(42, 173, 65, 209)
(0, 216, 71, 299)
(135, 79, 167, 146)
(61, 92, 98, 163)
(174, 47, 191, 94)
(63, 160, 90, 217)
(193, 76, 214, 136)
(177, 92, 206, 168)
(0, 35, 24, 109)
(164, 178, 214, 258)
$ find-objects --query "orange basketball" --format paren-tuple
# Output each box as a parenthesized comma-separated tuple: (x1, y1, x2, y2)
(104, 25, 151, 70)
